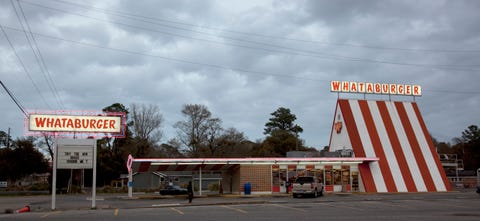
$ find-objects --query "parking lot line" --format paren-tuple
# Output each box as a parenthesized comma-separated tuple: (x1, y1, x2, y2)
(152, 203, 181, 207)
(317, 202, 364, 211)
(271, 204, 307, 212)
(221, 205, 248, 214)
(170, 208, 184, 215)
(41, 211, 62, 218)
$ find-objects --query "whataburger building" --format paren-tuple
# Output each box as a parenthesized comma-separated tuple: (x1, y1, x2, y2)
(129, 80, 451, 194)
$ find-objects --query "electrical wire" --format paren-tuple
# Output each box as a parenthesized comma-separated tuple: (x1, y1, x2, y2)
(2, 25, 480, 95)
(0, 80, 29, 118)
(18, 1, 480, 72)
(0, 24, 51, 110)
(41, 0, 480, 54)
(13, 0, 65, 109)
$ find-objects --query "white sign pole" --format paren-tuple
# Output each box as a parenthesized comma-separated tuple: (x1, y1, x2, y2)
(92, 139, 97, 209)
(126, 154, 133, 198)
(128, 171, 133, 198)
(51, 138, 57, 210)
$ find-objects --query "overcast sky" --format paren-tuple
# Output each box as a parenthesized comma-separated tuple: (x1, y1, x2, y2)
(1, 0, 479, 148)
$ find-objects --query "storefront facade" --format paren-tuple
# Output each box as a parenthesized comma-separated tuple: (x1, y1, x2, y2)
(128, 157, 376, 194)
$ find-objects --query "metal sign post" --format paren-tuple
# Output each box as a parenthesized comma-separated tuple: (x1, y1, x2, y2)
(51, 138, 58, 210)
(92, 140, 97, 209)
(126, 155, 133, 198)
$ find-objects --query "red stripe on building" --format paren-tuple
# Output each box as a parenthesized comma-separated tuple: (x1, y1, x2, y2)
(358, 163, 376, 192)
(339, 99, 376, 192)
(358, 100, 397, 192)
(377, 101, 417, 192)
(411, 103, 451, 191)
(395, 102, 436, 192)
(138, 162, 151, 172)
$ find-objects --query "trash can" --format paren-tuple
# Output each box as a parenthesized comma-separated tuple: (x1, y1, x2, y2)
(244, 182, 251, 195)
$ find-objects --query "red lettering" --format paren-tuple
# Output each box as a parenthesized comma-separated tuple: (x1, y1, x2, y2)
(413, 85, 421, 96)
(390, 84, 397, 94)
(342, 81, 350, 92)
(75, 119, 81, 128)
(358, 82, 365, 93)
(331, 81, 341, 92)
(54, 119, 61, 127)
(366, 83, 374, 93)
(46, 118, 55, 127)
(398, 85, 404, 94)
(382, 84, 389, 94)
(103, 120, 109, 129)
(34, 117, 46, 128)
(109, 120, 115, 129)
(405, 85, 412, 95)
(60, 118, 67, 128)
(82, 119, 89, 128)
(350, 82, 357, 92)
(66, 119, 74, 128)
(374, 83, 381, 93)
(90, 119, 96, 129)
(96, 120, 102, 129)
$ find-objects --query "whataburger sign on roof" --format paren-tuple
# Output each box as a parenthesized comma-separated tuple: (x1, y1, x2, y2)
(330, 81, 422, 96)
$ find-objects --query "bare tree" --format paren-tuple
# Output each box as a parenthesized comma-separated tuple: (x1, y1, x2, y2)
(205, 118, 223, 156)
(131, 103, 164, 143)
(174, 104, 219, 157)
(41, 134, 54, 161)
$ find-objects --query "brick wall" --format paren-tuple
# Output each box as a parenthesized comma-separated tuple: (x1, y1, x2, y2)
(239, 165, 272, 193)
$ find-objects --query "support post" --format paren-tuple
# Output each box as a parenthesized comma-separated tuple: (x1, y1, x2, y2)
(91, 139, 97, 209)
(199, 167, 202, 196)
(128, 170, 133, 198)
(51, 138, 57, 210)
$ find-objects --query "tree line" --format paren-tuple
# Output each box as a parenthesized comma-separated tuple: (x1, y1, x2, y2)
(0, 102, 479, 188)
(0, 103, 312, 186)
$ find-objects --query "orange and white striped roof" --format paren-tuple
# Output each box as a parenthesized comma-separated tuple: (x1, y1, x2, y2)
(329, 99, 451, 192)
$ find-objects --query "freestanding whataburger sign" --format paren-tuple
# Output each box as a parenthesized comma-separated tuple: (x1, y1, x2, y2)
(26, 111, 126, 210)
(28, 114, 122, 133)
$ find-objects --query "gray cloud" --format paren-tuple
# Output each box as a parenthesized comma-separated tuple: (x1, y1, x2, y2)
(1, 0, 479, 148)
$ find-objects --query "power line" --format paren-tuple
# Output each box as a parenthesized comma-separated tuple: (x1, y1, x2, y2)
(42, 0, 480, 54)
(18, 1, 480, 72)
(0, 24, 51, 109)
(2, 25, 480, 96)
(0, 80, 28, 118)
(13, 0, 65, 109)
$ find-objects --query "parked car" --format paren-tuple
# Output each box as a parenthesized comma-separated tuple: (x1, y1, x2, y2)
(292, 176, 323, 198)
(159, 185, 188, 195)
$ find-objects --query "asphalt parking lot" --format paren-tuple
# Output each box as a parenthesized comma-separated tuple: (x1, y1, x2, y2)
(1, 191, 480, 221)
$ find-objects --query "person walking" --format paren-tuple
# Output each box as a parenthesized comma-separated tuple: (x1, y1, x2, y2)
(187, 181, 193, 203)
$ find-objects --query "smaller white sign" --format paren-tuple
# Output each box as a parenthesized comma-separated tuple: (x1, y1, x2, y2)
(0, 181, 7, 188)
(57, 139, 95, 169)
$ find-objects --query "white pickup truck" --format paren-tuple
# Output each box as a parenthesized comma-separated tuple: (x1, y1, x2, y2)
(292, 176, 323, 198)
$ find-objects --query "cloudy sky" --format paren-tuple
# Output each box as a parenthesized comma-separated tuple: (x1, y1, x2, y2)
(1, 0, 479, 148)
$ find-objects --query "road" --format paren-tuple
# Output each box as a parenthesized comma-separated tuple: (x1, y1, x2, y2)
(1, 192, 479, 221)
